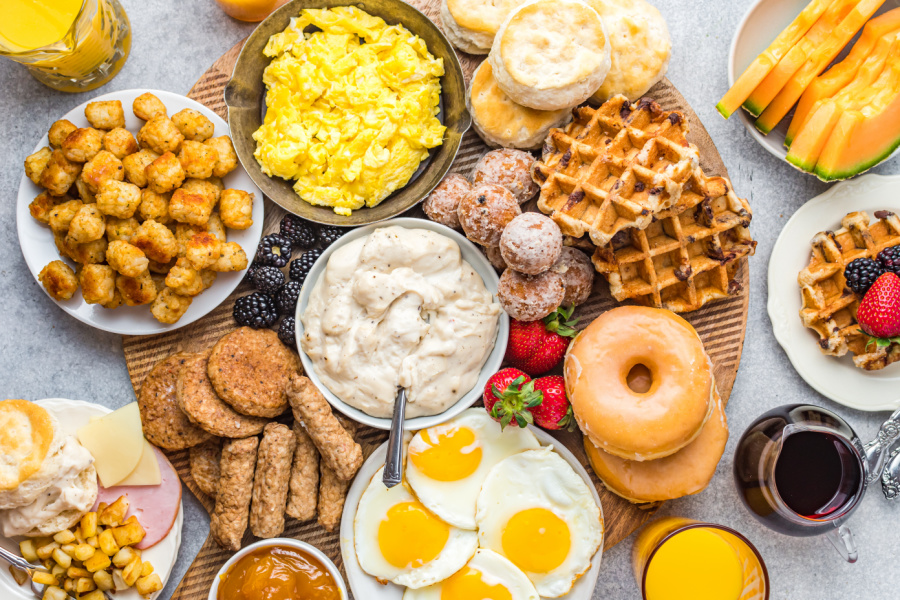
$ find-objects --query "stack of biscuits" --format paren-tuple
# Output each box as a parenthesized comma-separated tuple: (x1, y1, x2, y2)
(453, 0, 671, 150)
(138, 327, 363, 550)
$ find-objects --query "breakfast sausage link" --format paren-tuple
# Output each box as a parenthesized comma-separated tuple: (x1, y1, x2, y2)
(210, 436, 258, 551)
(285, 421, 320, 522)
(250, 423, 297, 539)
(317, 414, 358, 532)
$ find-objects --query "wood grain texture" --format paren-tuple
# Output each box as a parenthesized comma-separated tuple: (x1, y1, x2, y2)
(123, 4, 750, 597)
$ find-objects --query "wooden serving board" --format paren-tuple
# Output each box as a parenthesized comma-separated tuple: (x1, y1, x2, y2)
(122, 4, 750, 598)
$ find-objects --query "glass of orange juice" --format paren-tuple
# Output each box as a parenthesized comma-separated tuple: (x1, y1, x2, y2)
(633, 517, 769, 600)
(214, 0, 291, 22)
(0, 0, 131, 93)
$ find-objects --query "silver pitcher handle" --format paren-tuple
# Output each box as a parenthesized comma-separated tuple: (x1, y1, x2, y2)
(882, 446, 900, 501)
(863, 407, 900, 483)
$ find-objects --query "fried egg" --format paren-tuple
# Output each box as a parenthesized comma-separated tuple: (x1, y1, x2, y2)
(406, 409, 540, 530)
(354, 467, 477, 588)
(402, 548, 539, 600)
(475, 446, 603, 597)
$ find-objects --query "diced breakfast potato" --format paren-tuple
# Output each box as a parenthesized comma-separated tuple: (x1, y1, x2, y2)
(32, 571, 58, 586)
(63, 578, 75, 594)
(74, 543, 95, 561)
(50, 564, 66, 578)
(80, 591, 106, 600)
(122, 556, 142, 586)
(42, 585, 67, 600)
(67, 566, 91, 579)
(112, 546, 138, 568)
(81, 512, 98, 538)
(19, 540, 38, 563)
(112, 568, 128, 591)
(75, 576, 96, 594)
(87, 535, 99, 548)
(98, 528, 119, 556)
(9, 566, 28, 586)
(93, 569, 114, 591)
(135, 573, 163, 596)
(60, 543, 76, 557)
(51, 548, 71, 569)
(84, 550, 111, 573)
(36, 542, 59, 560)
(141, 561, 154, 577)
(112, 516, 146, 547)
(52, 530, 76, 545)
(100, 496, 129, 527)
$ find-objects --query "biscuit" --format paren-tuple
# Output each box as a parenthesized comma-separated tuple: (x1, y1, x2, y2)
(488, 0, 611, 111)
(208, 328, 300, 419)
(586, 0, 671, 103)
(189, 439, 221, 498)
(176, 350, 269, 439)
(467, 61, 571, 149)
(440, 0, 529, 55)
(0, 400, 64, 509)
(0, 464, 98, 537)
(139, 353, 214, 450)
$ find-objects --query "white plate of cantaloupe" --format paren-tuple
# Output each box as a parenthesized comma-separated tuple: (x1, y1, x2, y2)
(722, 0, 900, 180)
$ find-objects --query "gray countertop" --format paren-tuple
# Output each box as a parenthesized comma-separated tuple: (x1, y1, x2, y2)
(1, 0, 898, 598)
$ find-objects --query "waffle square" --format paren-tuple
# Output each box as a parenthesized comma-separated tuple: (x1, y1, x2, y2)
(798, 211, 900, 370)
(532, 96, 700, 247)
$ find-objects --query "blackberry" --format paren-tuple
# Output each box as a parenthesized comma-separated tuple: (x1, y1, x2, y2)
(878, 245, 900, 275)
(318, 226, 345, 248)
(245, 261, 261, 283)
(278, 316, 297, 348)
(845, 258, 885, 295)
(233, 292, 278, 329)
(251, 266, 285, 294)
(257, 234, 293, 268)
(275, 280, 303, 315)
(290, 249, 323, 284)
(280, 214, 318, 249)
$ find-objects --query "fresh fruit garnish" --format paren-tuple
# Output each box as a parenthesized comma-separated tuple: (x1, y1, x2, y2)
(844, 257, 885, 295)
(483, 368, 539, 429)
(530, 376, 576, 432)
(505, 305, 579, 375)
(878, 245, 900, 275)
(857, 272, 900, 347)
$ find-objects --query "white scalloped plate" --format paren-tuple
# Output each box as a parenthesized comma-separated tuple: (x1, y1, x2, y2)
(0, 399, 183, 600)
(768, 174, 900, 411)
(339, 427, 604, 600)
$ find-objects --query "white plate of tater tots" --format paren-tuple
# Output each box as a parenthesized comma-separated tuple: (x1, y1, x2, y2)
(16, 89, 264, 335)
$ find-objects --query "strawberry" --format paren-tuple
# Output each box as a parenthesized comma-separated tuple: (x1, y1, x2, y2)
(531, 376, 576, 432)
(857, 272, 900, 347)
(483, 368, 540, 429)
(505, 305, 579, 375)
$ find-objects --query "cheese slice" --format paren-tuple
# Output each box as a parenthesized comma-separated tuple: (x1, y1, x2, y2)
(76, 403, 145, 488)
(115, 440, 161, 487)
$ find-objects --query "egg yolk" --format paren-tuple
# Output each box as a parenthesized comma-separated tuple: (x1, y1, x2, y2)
(440, 566, 513, 600)
(409, 426, 483, 482)
(378, 501, 450, 568)
(501, 508, 571, 574)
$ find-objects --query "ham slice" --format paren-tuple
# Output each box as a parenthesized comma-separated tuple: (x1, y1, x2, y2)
(93, 445, 182, 549)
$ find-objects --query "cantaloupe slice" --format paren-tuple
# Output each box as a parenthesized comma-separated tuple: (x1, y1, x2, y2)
(815, 62, 900, 180)
(742, 0, 860, 117)
(716, 0, 835, 119)
(786, 35, 900, 171)
(755, 0, 888, 133)
(786, 7, 900, 146)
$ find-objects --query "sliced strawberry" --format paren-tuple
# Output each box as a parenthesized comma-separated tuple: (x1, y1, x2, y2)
(505, 305, 579, 375)
(531, 375, 576, 432)
(483, 368, 540, 429)
(857, 272, 900, 347)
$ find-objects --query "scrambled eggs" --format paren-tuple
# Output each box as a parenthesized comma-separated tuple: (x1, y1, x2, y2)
(253, 7, 446, 216)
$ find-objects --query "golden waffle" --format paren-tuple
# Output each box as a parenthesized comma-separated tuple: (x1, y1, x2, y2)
(798, 211, 900, 370)
(532, 96, 701, 246)
(591, 174, 756, 313)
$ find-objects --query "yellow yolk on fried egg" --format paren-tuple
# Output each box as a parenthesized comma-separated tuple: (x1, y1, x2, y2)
(379, 501, 450, 569)
(401, 548, 539, 600)
(501, 507, 572, 574)
(409, 425, 482, 482)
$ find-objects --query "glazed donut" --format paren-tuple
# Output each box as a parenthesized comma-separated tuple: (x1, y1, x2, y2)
(583, 387, 728, 503)
(565, 306, 714, 461)
(423, 173, 471, 229)
(471, 149, 539, 204)
(457, 184, 521, 247)
(497, 268, 564, 321)
(499, 213, 562, 275)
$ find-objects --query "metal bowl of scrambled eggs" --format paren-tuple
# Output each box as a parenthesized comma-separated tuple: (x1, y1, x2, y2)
(225, 0, 470, 226)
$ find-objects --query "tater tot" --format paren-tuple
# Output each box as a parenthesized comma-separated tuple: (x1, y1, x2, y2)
(148, 257, 176, 274)
(185, 232, 222, 270)
(132, 92, 167, 121)
(182, 177, 220, 203)
(145, 151, 185, 194)
(207, 176, 224, 192)
(169, 186, 215, 226)
(205, 212, 226, 242)
(25, 147, 52, 185)
(102, 288, 125, 309)
(139, 189, 170, 223)
(165, 257, 204, 296)
(30, 191, 62, 224)
(219, 189, 253, 230)
(210, 242, 248, 272)
(178, 140, 217, 179)
(74, 178, 95, 203)
(204, 136, 238, 177)
(116, 273, 158, 306)
(106, 240, 149, 278)
(138, 116, 184, 155)
(174, 223, 206, 256)
(66, 205, 106, 244)
(81, 150, 124, 193)
(102, 127, 139, 159)
(96, 179, 142, 219)
(122, 149, 159, 187)
(79, 264, 116, 305)
(200, 269, 217, 291)
(41, 150, 81, 196)
(48, 200, 84, 235)
(150, 287, 192, 324)
(62, 128, 103, 163)
(106, 216, 140, 242)
(171, 109, 215, 142)
(131, 219, 179, 264)
(67, 237, 108, 264)
(48, 120, 77, 148)
(85, 100, 125, 130)
(39, 260, 78, 300)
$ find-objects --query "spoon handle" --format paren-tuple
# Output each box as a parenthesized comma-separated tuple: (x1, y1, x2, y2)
(882, 446, 900, 501)
(863, 407, 900, 484)
(383, 388, 407, 489)
(0, 545, 43, 572)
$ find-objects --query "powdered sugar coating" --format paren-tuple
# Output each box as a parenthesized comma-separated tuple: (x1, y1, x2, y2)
(471, 149, 539, 203)
(423, 173, 471, 229)
(497, 268, 565, 321)
(553, 246, 594, 307)
(484, 245, 507, 271)
(458, 184, 521, 247)
(500, 212, 562, 275)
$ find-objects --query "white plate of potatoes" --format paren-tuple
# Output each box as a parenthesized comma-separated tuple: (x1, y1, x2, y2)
(16, 89, 264, 335)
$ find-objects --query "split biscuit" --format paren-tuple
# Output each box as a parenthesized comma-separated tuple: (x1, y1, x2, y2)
(139, 353, 214, 450)
(440, 0, 529, 55)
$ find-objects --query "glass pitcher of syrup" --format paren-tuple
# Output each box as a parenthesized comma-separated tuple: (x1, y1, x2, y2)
(734, 404, 900, 563)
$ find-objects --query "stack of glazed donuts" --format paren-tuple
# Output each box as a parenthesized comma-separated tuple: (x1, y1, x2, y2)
(423, 148, 595, 321)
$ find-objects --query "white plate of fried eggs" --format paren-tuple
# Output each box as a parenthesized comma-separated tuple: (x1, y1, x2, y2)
(340, 409, 604, 599)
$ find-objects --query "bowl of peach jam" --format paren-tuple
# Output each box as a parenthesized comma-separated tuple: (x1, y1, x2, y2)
(209, 539, 347, 600)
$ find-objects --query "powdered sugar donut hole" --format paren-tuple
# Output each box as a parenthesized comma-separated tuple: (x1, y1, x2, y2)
(422, 173, 471, 229)
(497, 268, 565, 321)
(553, 246, 595, 307)
(471, 149, 539, 204)
(500, 213, 562, 275)
(457, 184, 521, 247)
